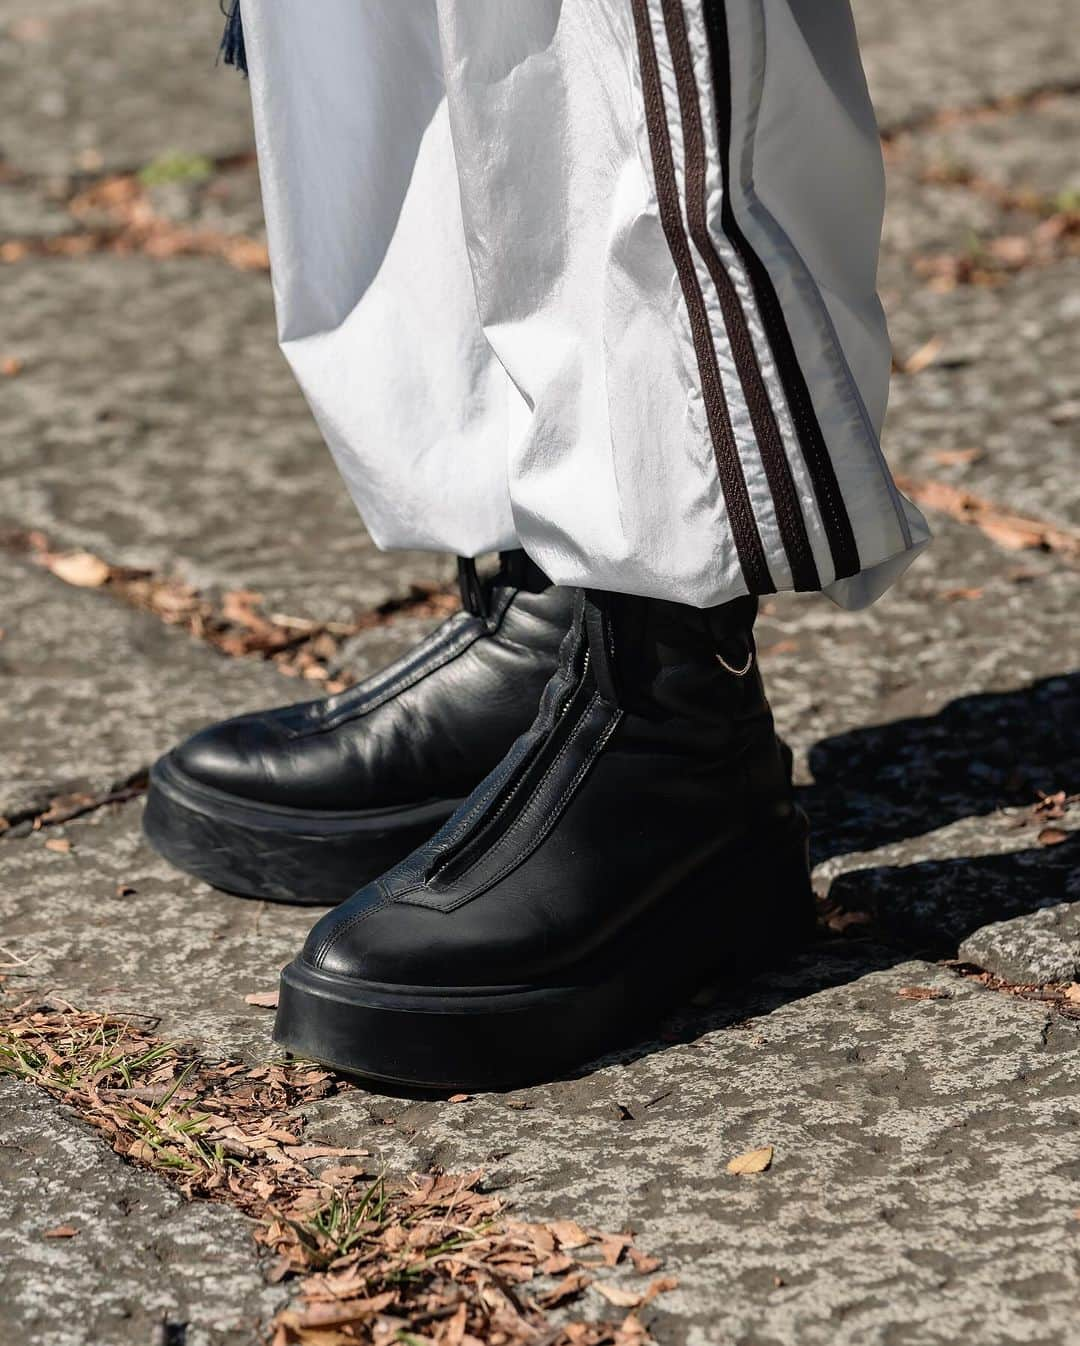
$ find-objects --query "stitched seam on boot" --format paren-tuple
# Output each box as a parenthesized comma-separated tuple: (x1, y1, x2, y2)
(434, 706, 624, 910)
(314, 588, 518, 733)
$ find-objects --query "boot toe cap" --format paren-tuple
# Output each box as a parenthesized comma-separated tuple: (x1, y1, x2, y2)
(171, 712, 295, 803)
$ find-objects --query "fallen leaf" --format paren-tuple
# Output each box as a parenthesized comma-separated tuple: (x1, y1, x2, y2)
(629, 1249, 662, 1275)
(284, 1145, 371, 1161)
(43, 1224, 78, 1238)
(45, 551, 111, 588)
(592, 1283, 642, 1309)
(1037, 827, 1069, 846)
(538, 1271, 592, 1307)
(894, 475, 1080, 561)
(641, 1275, 679, 1304)
(939, 586, 983, 602)
(1, 356, 24, 377)
(726, 1145, 773, 1175)
(244, 990, 279, 1009)
(1063, 985, 1080, 1005)
(548, 1220, 591, 1249)
(44, 838, 73, 854)
(447, 1093, 471, 1104)
(897, 986, 950, 1001)
(929, 447, 983, 467)
(895, 335, 944, 375)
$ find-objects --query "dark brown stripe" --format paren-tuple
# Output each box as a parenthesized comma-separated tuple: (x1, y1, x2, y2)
(630, 0, 773, 595)
(660, 0, 819, 592)
(701, 0, 861, 582)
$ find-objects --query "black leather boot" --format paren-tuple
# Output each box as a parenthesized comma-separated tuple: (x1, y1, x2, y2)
(274, 588, 815, 1089)
(143, 553, 575, 904)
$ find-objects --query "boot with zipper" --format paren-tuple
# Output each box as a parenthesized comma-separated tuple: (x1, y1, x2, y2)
(274, 587, 815, 1089)
(143, 553, 575, 904)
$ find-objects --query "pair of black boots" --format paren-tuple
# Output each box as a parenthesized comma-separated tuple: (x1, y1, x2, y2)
(145, 554, 813, 1090)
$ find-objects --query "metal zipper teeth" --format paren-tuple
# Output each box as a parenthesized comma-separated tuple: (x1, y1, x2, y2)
(428, 648, 591, 884)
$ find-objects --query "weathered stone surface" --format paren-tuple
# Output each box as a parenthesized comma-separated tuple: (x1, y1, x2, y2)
(0, 805, 318, 1058)
(853, 0, 1080, 132)
(896, 95, 1080, 204)
(0, 1076, 284, 1346)
(878, 166, 1010, 299)
(0, 1, 253, 176)
(959, 902, 1080, 985)
(0, 551, 288, 821)
(884, 263, 1080, 527)
(145, 159, 267, 242)
(0, 180, 72, 241)
(1, 255, 453, 622)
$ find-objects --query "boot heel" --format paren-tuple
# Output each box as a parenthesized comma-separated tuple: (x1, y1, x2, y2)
(731, 807, 816, 957)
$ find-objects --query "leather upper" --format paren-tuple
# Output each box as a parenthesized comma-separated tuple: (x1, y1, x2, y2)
(300, 590, 796, 987)
(173, 571, 575, 811)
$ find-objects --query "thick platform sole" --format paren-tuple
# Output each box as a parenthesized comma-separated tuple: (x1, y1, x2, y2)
(273, 811, 815, 1090)
(142, 754, 460, 905)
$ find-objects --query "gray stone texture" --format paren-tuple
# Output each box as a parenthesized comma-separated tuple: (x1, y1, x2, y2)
(0, 805, 319, 1059)
(0, 551, 290, 822)
(0, 1077, 285, 1346)
(0, 1, 253, 175)
(960, 903, 1080, 985)
(897, 96, 1080, 204)
(885, 263, 1080, 528)
(1, 256, 453, 623)
(852, 0, 1080, 132)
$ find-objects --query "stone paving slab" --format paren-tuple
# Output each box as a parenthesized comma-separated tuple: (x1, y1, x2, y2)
(0, 805, 318, 1059)
(883, 262, 1080, 527)
(853, 0, 1080, 132)
(877, 166, 1011, 299)
(0, 551, 289, 821)
(0, 1076, 284, 1346)
(0, 1, 252, 176)
(896, 95, 1080, 204)
(1, 255, 453, 622)
(0, 181, 73, 242)
(960, 901, 1080, 986)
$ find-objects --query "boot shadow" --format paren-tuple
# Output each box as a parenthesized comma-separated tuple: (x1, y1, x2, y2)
(592, 671, 1080, 1077)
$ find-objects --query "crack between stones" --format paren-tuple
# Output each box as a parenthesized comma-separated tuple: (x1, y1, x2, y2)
(0, 527, 460, 692)
(945, 961, 1080, 1024)
(0, 773, 148, 840)
(0, 152, 268, 272)
(879, 81, 1080, 142)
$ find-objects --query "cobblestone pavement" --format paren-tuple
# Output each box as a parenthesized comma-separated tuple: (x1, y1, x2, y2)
(1, 3, 1078, 1344)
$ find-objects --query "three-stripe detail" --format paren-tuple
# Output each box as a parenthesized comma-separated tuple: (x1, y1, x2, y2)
(630, 0, 861, 592)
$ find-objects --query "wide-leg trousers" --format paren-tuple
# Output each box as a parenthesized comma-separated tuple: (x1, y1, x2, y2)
(243, 0, 929, 609)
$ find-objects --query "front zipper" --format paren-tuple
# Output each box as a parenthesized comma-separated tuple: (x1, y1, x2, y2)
(424, 632, 590, 885)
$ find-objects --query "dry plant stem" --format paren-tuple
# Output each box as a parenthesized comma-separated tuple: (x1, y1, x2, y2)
(0, 1002, 673, 1345)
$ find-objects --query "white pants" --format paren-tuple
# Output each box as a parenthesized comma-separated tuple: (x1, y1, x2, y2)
(244, 0, 928, 608)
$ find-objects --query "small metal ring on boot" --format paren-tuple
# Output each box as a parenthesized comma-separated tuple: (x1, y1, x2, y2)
(716, 649, 754, 677)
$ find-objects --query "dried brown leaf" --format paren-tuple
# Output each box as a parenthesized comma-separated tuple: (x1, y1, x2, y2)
(1037, 827, 1069, 846)
(592, 1283, 643, 1309)
(45, 551, 111, 588)
(726, 1146, 773, 1175)
(929, 447, 983, 467)
(43, 1224, 78, 1239)
(244, 990, 279, 1008)
(897, 986, 950, 1001)
(44, 838, 73, 854)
